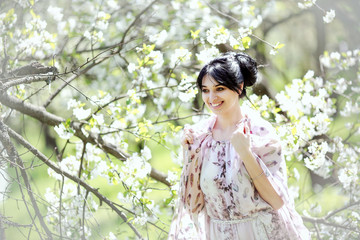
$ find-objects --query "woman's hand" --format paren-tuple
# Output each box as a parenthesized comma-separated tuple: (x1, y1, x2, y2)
(181, 128, 194, 146)
(230, 119, 252, 156)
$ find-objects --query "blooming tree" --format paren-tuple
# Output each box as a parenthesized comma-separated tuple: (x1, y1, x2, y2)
(0, 0, 359, 239)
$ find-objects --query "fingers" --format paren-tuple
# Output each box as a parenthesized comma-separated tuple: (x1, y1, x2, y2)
(244, 124, 250, 135)
(182, 128, 194, 145)
(245, 117, 251, 130)
(234, 121, 250, 136)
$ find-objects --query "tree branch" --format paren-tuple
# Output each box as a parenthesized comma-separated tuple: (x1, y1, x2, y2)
(117, 0, 160, 52)
(5, 123, 144, 239)
(325, 200, 360, 220)
(0, 75, 52, 91)
(43, 57, 107, 108)
(302, 215, 360, 233)
(0, 92, 63, 126)
(0, 120, 53, 239)
(0, 213, 32, 228)
(0, 92, 170, 185)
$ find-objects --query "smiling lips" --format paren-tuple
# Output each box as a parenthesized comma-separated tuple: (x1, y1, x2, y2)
(210, 101, 224, 108)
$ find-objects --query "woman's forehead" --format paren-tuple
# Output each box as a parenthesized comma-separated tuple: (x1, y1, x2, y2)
(202, 75, 221, 87)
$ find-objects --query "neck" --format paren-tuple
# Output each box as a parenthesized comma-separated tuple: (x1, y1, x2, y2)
(215, 106, 243, 131)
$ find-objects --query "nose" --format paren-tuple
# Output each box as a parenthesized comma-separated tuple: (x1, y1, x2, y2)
(209, 91, 218, 102)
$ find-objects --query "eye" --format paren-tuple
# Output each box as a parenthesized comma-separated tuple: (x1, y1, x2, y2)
(202, 89, 209, 93)
(216, 87, 225, 91)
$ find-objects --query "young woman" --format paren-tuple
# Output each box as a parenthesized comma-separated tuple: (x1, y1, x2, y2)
(168, 52, 310, 240)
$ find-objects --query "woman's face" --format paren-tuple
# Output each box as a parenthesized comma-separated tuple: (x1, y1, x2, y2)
(201, 75, 241, 115)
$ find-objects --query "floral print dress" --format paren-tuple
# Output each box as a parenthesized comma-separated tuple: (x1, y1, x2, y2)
(169, 111, 310, 240)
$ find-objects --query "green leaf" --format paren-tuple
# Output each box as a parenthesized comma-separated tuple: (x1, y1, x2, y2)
(164, 197, 173, 205)
(275, 43, 285, 50)
(30, 9, 38, 19)
(241, 36, 251, 49)
(190, 29, 200, 40)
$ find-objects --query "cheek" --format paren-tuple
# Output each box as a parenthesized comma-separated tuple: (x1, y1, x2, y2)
(201, 93, 207, 102)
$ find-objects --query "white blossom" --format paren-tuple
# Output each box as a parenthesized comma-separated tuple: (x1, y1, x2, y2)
(127, 63, 136, 73)
(141, 146, 152, 161)
(133, 212, 148, 226)
(166, 170, 178, 183)
(320, 55, 331, 68)
(304, 70, 314, 79)
(89, 92, 112, 106)
(238, 27, 252, 37)
(335, 78, 347, 94)
(147, 50, 164, 70)
(196, 46, 220, 64)
(107, 0, 119, 10)
(229, 35, 244, 50)
(16, 18, 57, 58)
(340, 101, 359, 117)
(96, 11, 110, 30)
(91, 160, 109, 178)
(313, 158, 333, 178)
(288, 185, 299, 200)
(117, 192, 132, 204)
(92, 113, 104, 125)
(149, 30, 168, 46)
(67, 98, 81, 109)
(206, 26, 230, 45)
(47, 6, 63, 22)
(338, 166, 358, 188)
(269, 48, 277, 56)
(170, 48, 192, 68)
(330, 52, 341, 61)
(323, 9, 335, 23)
(122, 152, 152, 180)
(54, 123, 74, 139)
(313, 77, 324, 88)
(304, 141, 328, 171)
(83, 30, 104, 43)
(73, 107, 91, 120)
(0, 11, 17, 31)
(44, 188, 58, 205)
(178, 88, 198, 102)
(107, 232, 117, 240)
(250, 15, 263, 28)
(293, 168, 300, 181)
(298, 0, 316, 9)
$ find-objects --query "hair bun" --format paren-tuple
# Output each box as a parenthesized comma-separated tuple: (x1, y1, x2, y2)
(233, 52, 258, 88)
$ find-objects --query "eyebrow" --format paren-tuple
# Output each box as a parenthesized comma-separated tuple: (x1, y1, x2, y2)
(201, 84, 223, 88)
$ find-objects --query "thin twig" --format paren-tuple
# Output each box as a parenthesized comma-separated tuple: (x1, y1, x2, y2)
(204, 0, 276, 48)
(0, 120, 53, 239)
(59, 175, 65, 239)
(78, 141, 87, 185)
(0, 91, 169, 185)
(6, 124, 144, 239)
(118, 0, 160, 52)
(43, 49, 114, 108)
(81, 190, 89, 240)
(325, 200, 360, 220)
(302, 215, 360, 233)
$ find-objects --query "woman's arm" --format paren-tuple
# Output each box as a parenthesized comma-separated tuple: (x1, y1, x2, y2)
(231, 121, 284, 210)
(240, 149, 284, 210)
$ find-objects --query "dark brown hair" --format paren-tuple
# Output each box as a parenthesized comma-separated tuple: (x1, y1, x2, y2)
(197, 52, 258, 98)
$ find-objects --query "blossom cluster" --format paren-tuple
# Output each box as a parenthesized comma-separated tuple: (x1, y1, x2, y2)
(2, 0, 359, 239)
